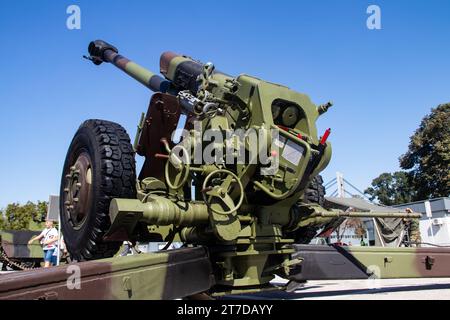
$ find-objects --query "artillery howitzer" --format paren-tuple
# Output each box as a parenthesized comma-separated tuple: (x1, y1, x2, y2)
(55, 40, 424, 297)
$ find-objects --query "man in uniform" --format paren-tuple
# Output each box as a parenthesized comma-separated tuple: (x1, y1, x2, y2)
(404, 208, 421, 247)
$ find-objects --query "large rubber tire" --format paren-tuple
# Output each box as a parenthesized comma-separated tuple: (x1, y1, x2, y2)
(293, 175, 326, 244)
(303, 175, 326, 206)
(60, 120, 136, 261)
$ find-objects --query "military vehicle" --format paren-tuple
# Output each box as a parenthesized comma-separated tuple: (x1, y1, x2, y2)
(1, 40, 449, 300)
(47, 40, 427, 297)
(0, 231, 43, 270)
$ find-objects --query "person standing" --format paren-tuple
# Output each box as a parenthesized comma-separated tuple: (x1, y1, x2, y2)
(28, 219, 59, 268)
(404, 208, 422, 247)
(360, 236, 367, 246)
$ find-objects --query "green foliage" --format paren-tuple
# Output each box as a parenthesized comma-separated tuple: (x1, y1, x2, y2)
(366, 104, 449, 204)
(365, 172, 416, 205)
(400, 103, 450, 200)
(34, 201, 48, 222)
(0, 201, 47, 231)
(0, 210, 5, 230)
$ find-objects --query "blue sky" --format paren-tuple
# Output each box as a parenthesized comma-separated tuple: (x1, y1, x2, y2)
(0, 0, 449, 208)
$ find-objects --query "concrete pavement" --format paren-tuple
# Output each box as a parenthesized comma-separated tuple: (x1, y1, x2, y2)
(232, 277, 450, 300)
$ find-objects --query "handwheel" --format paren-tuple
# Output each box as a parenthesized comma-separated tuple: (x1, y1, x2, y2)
(164, 144, 190, 190)
(201, 169, 244, 215)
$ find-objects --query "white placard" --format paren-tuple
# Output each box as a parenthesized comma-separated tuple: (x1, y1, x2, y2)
(282, 140, 304, 166)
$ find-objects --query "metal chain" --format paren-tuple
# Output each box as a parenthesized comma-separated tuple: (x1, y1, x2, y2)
(0, 247, 36, 271)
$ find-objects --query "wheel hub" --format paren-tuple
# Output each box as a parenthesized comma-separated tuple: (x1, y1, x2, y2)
(63, 153, 93, 230)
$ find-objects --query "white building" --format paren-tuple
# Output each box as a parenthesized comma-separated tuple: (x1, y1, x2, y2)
(394, 197, 450, 247)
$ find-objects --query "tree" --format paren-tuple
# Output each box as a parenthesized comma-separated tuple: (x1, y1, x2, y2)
(34, 201, 48, 223)
(400, 103, 450, 200)
(365, 171, 416, 205)
(333, 218, 367, 244)
(346, 218, 367, 238)
(0, 201, 47, 231)
(365, 104, 449, 204)
(0, 210, 5, 230)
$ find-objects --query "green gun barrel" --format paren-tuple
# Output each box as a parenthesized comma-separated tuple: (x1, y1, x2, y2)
(160, 52, 204, 93)
(87, 40, 170, 92)
(160, 51, 231, 93)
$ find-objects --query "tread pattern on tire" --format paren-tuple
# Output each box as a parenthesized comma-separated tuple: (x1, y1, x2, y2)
(63, 119, 136, 261)
(304, 175, 325, 206)
(293, 175, 326, 244)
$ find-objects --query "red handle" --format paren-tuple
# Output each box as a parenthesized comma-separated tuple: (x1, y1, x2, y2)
(320, 128, 331, 145)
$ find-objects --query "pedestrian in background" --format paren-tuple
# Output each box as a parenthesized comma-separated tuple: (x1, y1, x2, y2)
(404, 208, 422, 247)
(28, 219, 59, 267)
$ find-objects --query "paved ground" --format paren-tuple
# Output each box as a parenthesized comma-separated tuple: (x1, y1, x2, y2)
(228, 276, 450, 300)
(0, 271, 15, 275)
(2, 268, 450, 300)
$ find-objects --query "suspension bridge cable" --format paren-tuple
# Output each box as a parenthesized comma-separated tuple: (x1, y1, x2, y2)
(325, 180, 337, 190)
(324, 177, 337, 188)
